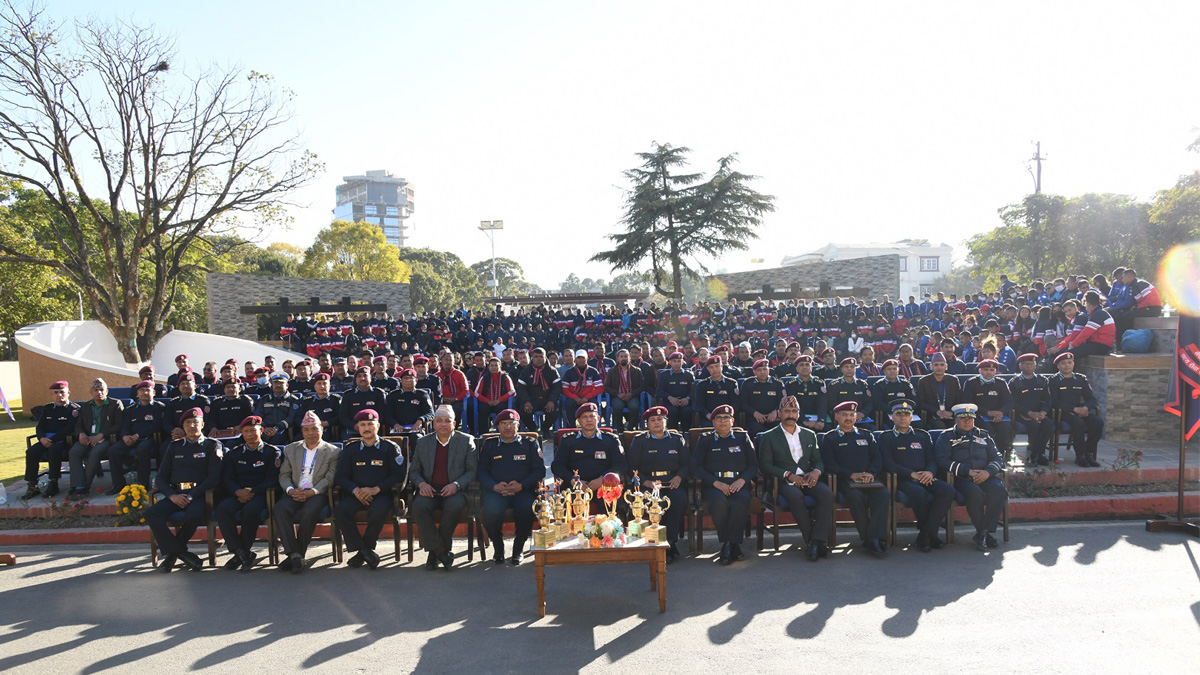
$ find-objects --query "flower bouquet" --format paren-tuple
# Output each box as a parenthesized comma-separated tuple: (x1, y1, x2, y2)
(115, 484, 149, 527)
(578, 514, 627, 548)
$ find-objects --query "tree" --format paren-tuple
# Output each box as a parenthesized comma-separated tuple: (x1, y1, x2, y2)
(397, 248, 483, 310)
(0, 4, 320, 362)
(407, 262, 453, 315)
(592, 142, 775, 300)
(469, 257, 537, 296)
(559, 273, 586, 294)
(606, 271, 651, 295)
(299, 220, 410, 283)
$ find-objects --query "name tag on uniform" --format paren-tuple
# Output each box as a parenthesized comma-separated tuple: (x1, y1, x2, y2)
(668, 449, 678, 454)
(356, 461, 366, 466)
(574, 449, 584, 455)
(767, 391, 778, 396)
(253, 461, 264, 467)
(911, 442, 922, 449)
(492, 455, 502, 460)
(193, 452, 205, 458)
(371, 459, 383, 466)
(987, 391, 997, 396)
(856, 439, 868, 446)
(145, 415, 154, 421)
(728, 446, 741, 453)
(514, 455, 526, 461)
(595, 451, 607, 460)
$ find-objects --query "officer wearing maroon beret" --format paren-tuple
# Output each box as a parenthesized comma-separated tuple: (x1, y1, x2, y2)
(1010, 353, 1054, 466)
(740, 358, 786, 437)
(871, 359, 917, 428)
(297, 372, 342, 442)
(695, 355, 740, 423)
(692, 404, 757, 565)
(1049, 352, 1104, 467)
(826, 358, 875, 429)
(109, 380, 167, 494)
(338, 367, 387, 441)
(24, 380, 79, 499)
(654, 351, 696, 432)
(146, 407, 224, 572)
(477, 409, 543, 564)
(626, 406, 690, 562)
(334, 408, 405, 569)
(961, 358, 1015, 462)
(163, 371, 211, 442)
(819, 400, 889, 558)
(783, 355, 829, 432)
(214, 415, 280, 571)
(551, 402, 626, 509)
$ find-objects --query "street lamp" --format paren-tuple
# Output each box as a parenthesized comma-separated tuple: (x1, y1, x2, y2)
(479, 220, 503, 297)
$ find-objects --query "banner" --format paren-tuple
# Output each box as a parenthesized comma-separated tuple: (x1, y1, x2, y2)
(1165, 314, 1200, 440)
(0, 384, 12, 421)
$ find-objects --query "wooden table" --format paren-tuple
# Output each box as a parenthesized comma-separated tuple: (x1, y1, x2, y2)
(532, 539, 668, 617)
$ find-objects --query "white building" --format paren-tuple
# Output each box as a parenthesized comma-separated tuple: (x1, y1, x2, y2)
(781, 239, 952, 300)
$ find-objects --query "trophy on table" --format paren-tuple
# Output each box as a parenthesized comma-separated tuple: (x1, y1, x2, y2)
(532, 483, 558, 549)
(551, 480, 571, 539)
(569, 470, 592, 534)
(643, 481, 671, 544)
(623, 470, 648, 538)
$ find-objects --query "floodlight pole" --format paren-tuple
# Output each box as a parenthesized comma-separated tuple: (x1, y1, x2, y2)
(479, 220, 504, 298)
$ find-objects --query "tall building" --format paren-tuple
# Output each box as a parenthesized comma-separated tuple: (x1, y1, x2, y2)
(333, 170, 415, 248)
(781, 239, 952, 299)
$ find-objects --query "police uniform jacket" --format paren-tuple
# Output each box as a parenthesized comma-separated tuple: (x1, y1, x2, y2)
(37, 401, 80, 441)
(156, 435, 223, 498)
(871, 377, 916, 416)
(330, 375, 356, 394)
(691, 429, 758, 485)
(385, 387, 434, 428)
(739, 377, 785, 416)
(934, 427, 1004, 477)
(477, 435, 544, 492)
(289, 378, 314, 397)
(878, 428, 937, 477)
(814, 365, 841, 380)
(962, 377, 1014, 417)
(1010, 373, 1053, 419)
(335, 437, 405, 492)
(695, 376, 739, 416)
(298, 393, 341, 431)
(416, 375, 443, 406)
(371, 376, 398, 392)
(551, 430, 627, 484)
(210, 395, 254, 430)
(826, 377, 875, 418)
(222, 442, 281, 496)
(122, 400, 166, 438)
(255, 392, 300, 435)
(756, 424, 823, 479)
(164, 394, 212, 434)
(626, 431, 690, 485)
(819, 427, 882, 484)
(915, 373, 962, 420)
(339, 386, 388, 431)
(783, 376, 828, 421)
(1048, 373, 1099, 413)
(654, 369, 695, 402)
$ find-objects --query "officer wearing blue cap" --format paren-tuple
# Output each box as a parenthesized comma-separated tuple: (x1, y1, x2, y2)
(934, 403, 1008, 551)
(255, 372, 299, 442)
(878, 400, 954, 552)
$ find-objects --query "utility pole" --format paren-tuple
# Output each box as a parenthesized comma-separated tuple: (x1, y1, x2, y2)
(478, 220, 504, 298)
(1030, 141, 1045, 194)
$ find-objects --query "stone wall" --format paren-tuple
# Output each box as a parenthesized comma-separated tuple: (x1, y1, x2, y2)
(709, 255, 901, 302)
(205, 273, 410, 341)
(1081, 359, 1175, 444)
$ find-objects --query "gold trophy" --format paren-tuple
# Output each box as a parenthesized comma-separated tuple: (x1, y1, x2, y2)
(552, 490, 570, 539)
(643, 482, 671, 544)
(570, 471, 592, 534)
(532, 484, 558, 549)
(623, 471, 648, 538)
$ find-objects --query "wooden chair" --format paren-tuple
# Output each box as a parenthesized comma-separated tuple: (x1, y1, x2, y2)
(332, 483, 407, 563)
(148, 489, 217, 567)
(1049, 409, 1075, 463)
(759, 475, 825, 550)
(472, 431, 539, 559)
(267, 485, 340, 565)
(930, 427, 1011, 544)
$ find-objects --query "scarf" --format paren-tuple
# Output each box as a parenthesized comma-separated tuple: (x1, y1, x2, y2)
(618, 366, 632, 396)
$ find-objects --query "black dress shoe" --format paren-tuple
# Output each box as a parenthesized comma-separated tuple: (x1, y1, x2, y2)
(916, 533, 932, 553)
(818, 543, 830, 558)
(666, 544, 680, 564)
(278, 556, 294, 571)
(929, 536, 945, 550)
(240, 550, 257, 572)
(492, 549, 506, 565)
(364, 550, 381, 569)
(43, 482, 59, 497)
(1036, 456, 1050, 466)
(224, 554, 244, 571)
(984, 534, 1000, 549)
(179, 551, 204, 571)
(347, 551, 365, 568)
(1086, 457, 1102, 468)
(718, 543, 733, 566)
(806, 541, 820, 562)
(971, 533, 988, 552)
(21, 487, 40, 500)
(425, 553, 438, 570)
(509, 551, 525, 566)
(290, 554, 305, 574)
(438, 551, 454, 570)
(157, 554, 177, 573)
(1074, 458, 1089, 467)
(867, 540, 887, 558)
(730, 543, 745, 561)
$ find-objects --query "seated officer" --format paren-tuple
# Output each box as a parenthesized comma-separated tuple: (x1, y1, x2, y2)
(411, 405, 478, 570)
(1049, 352, 1104, 467)
(413, 356, 443, 407)
(209, 379, 254, 441)
(298, 373, 341, 442)
(961, 359, 1015, 462)
(23, 380, 78, 499)
(477, 409, 543, 565)
(214, 416, 279, 572)
(826, 358, 875, 430)
(783, 355, 829, 432)
(691, 404, 757, 566)
(755, 396, 834, 561)
(275, 412, 340, 573)
(626, 406, 690, 563)
(109, 380, 166, 494)
(740, 359, 785, 437)
(551, 402, 626, 510)
(1011, 353, 1054, 467)
(871, 360, 917, 427)
(163, 372, 211, 444)
(385, 369, 434, 435)
(819, 400, 889, 558)
(338, 367, 387, 441)
(334, 409, 405, 569)
(654, 351, 696, 431)
(935, 404, 1008, 551)
(813, 347, 840, 380)
(255, 373, 299, 443)
(694, 356, 740, 424)
(145, 407, 223, 572)
(878, 400, 954, 552)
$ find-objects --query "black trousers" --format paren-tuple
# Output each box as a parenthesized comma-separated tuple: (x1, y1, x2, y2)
(214, 494, 268, 554)
(145, 496, 206, 557)
(704, 487, 750, 545)
(1017, 416, 1055, 459)
(841, 485, 890, 542)
(895, 478, 954, 539)
(976, 419, 1014, 458)
(955, 476, 1007, 536)
(108, 438, 157, 490)
(411, 493, 467, 555)
(334, 494, 393, 553)
(778, 480, 834, 543)
(24, 440, 68, 484)
(480, 490, 536, 553)
(663, 402, 692, 431)
(1061, 411, 1104, 459)
(519, 399, 556, 436)
(273, 494, 327, 556)
(652, 486, 689, 544)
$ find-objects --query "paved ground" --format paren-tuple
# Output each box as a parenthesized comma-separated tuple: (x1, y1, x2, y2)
(0, 521, 1196, 673)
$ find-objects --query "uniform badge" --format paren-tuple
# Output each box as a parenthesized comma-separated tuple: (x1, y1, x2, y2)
(668, 449, 678, 454)
(253, 461, 264, 467)
(595, 451, 607, 460)
(911, 442, 922, 449)
(72, 409, 79, 417)
(145, 415, 153, 421)
(275, 457, 282, 468)
(193, 452, 205, 458)
(371, 459, 383, 466)
(856, 439, 868, 446)
(514, 455, 526, 461)
(394, 454, 404, 466)
(355, 461, 366, 466)
(729, 445, 741, 453)
(492, 455, 502, 460)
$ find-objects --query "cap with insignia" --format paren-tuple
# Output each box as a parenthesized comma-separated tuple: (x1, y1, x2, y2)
(354, 408, 380, 422)
(711, 404, 735, 418)
(270, 372, 289, 381)
(494, 409, 519, 424)
(840, 357, 858, 367)
(1017, 353, 1038, 363)
(312, 372, 329, 381)
(832, 400, 858, 414)
(642, 405, 668, 421)
(180, 407, 204, 422)
(398, 368, 416, 379)
(178, 371, 195, 382)
(239, 415, 263, 428)
(707, 355, 723, 366)
(890, 399, 915, 414)
(794, 355, 813, 365)
(668, 351, 684, 360)
(575, 402, 599, 418)
(952, 403, 978, 418)
(49, 380, 69, 390)
(354, 366, 370, 375)
(882, 359, 900, 369)
(752, 358, 770, 369)
(820, 348, 836, 358)
(1054, 352, 1074, 364)
(977, 359, 1000, 369)
(135, 380, 154, 390)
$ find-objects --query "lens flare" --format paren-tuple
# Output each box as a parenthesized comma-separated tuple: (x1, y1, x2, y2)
(1157, 242, 1200, 317)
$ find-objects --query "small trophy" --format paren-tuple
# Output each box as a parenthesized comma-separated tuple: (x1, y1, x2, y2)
(532, 484, 558, 549)
(643, 481, 671, 544)
(570, 470, 592, 534)
(551, 489, 570, 539)
(623, 471, 648, 538)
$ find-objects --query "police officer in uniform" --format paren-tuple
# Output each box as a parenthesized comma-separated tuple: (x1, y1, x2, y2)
(625, 406, 690, 562)
(24, 380, 79, 499)
(871, 360, 917, 427)
(255, 373, 300, 443)
(961, 359, 1015, 462)
(413, 355, 443, 407)
(145, 407, 223, 572)
(814, 347, 840, 380)
(739, 359, 785, 437)
(334, 409, 405, 569)
(298, 373, 342, 442)
(819, 400, 889, 558)
(385, 369, 434, 434)
(109, 380, 166, 494)
(163, 372, 212, 444)
(1011, 353, 1054, 466)
(1049, 352, 1104, 467)
(826, 358, 875, 430)
(339, 367, 388, 441)
(692, 404, 756, 565)
(694, 356, 740, 423)
(878, 400, 953, 552)
(209, 379, 254, 439)
(477, 409, 544, 565)
(214, 416, 280, 571)
(755, 396, 834, 561)
(551, 402, 626, 512)
(783, 355, 829, 433)
(654, 351, 696, 431)
(935, 403, 1007, 551)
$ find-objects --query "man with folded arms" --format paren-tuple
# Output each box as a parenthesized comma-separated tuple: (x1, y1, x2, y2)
(145, 407, 223, 572)
(214, 416, 280, 572)
(275, 411, 340, 573)
(819, 400, 889, 558)
(334, 408, 405, 569)
(756, 396, 833, 562)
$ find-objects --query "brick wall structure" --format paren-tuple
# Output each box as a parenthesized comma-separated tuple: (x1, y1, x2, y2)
(709, 255, 901, 302)
(205, 273, 410, 341)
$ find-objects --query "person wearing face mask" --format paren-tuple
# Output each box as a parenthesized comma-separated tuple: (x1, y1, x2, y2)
(961, 359, 1015, 462)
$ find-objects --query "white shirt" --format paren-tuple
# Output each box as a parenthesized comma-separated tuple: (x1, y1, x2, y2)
(299, 445, 318, 490)
(782, 426, 804, 465)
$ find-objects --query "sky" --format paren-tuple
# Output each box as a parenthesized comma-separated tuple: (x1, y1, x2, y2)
(43, 0, 1200, 289)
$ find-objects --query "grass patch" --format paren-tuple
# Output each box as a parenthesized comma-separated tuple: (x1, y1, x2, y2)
(0, 400, 32, 487)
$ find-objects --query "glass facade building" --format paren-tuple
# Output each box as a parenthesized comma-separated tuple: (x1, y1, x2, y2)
(333, 169, 415, 248)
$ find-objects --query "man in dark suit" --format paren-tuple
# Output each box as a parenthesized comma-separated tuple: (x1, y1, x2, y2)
(756, 395, 834, 561)
(66, 378, 125, 498)
(411, 405, 478, 570)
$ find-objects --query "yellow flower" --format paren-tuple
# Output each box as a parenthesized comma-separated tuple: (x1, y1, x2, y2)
(139, 518, 145, 524)
(131, 501, 139, 508)
(121, 507, 129, 513)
